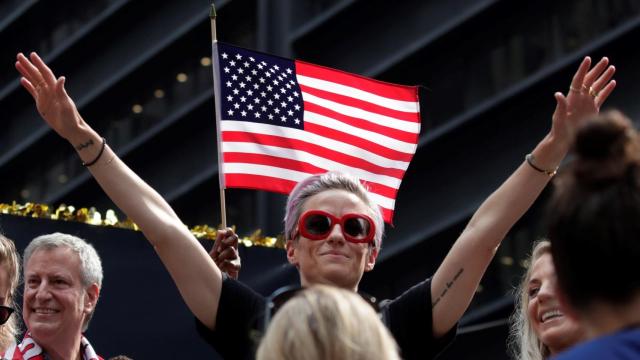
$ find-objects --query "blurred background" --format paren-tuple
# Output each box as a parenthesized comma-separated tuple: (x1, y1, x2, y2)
(2, 0, 640, 358)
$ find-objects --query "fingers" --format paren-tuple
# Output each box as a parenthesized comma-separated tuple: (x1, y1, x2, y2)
(569, 57, 591, 91)
(596, 80, 616, 108)
(19, 77, 37, 99)
(29, 52, 57, 86)
(217, 246, 239, 263)
(590, 65, 615, 93)
(583, 57, 609, 88)
(553, 92, 567, 120)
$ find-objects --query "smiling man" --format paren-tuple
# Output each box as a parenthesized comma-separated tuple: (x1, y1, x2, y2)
(4, 233, 103, 360)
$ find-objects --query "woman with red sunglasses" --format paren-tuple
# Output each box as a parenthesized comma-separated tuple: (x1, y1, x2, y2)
(16, 51, 615, 359)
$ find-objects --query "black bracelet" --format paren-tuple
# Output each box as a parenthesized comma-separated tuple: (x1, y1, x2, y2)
(525, 153, 558, 177)
(82, 137, 106, 167)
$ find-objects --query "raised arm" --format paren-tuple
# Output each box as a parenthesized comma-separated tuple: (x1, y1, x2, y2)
(15, 52, 226, 329)
(429, 56, 616, 337)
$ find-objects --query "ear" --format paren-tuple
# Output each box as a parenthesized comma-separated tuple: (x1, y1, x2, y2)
(84, 283, 100, 314)
(364, 246, 378, 272)
(286, 240, 298, 267)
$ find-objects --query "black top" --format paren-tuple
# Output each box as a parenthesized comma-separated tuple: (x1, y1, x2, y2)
(196, 277, 456, 360)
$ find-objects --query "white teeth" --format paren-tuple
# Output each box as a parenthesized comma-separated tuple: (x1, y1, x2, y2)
(541, 310, 563, 322)
(34, 308, 57, 314)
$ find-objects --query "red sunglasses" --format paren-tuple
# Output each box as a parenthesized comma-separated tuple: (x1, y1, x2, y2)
(297, 210, 375, 244)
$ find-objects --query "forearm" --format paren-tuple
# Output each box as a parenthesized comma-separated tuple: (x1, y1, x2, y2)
(66, 117, 223, 328)
(430, 133, 567, 336)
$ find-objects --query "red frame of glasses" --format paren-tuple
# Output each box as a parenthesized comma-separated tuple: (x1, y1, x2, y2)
(297, 210, 375, 244)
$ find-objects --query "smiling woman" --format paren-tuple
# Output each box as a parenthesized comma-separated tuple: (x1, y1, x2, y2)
(509, 240, 585, 359)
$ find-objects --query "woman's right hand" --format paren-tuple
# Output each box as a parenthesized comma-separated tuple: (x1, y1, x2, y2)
(15, 52, 84, 140)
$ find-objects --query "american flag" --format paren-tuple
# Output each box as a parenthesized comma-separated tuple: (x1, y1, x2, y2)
(213, 42, 421, 223)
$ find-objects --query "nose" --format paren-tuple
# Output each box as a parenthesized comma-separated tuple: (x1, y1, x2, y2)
(536, 281, 555, 302)
(326, 223, 345, 245)
(34, 282, 52, 301)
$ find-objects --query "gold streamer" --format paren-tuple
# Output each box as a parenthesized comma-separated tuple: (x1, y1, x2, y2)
(0, 202, 282, 248)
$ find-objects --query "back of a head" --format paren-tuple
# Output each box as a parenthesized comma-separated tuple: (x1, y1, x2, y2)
(256, 285, 399, 360)
(548, 110, 640, 311)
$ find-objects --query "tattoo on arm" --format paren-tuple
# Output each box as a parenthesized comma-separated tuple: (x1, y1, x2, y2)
(75, 139, 94, 151)
(432, 268, 464, 309)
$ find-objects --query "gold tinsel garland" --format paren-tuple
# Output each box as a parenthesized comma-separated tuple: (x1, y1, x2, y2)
(0, 202, 283, 249)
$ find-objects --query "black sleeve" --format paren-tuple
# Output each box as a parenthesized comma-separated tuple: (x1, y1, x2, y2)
(380, 278, 457, 360)
(195, 276, 266, 360)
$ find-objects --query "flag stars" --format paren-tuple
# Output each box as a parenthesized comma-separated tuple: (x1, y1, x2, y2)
(281, 101, 287, 108)
(287, 96, 293, 102)
(261, 106, 267, 112)
(226, 95, 233, 101)
(274, 94, 280, 100)
(221, 53, 228, 59)
(281, 116, 287, 122)
(274, 108, 280, 114)
(239, 82, 246, 88)
(273, 80, 279, 85)
(233, 103, 240, 109)
(238, 68, 244, 74)
(254, 98, 261, 104)
(231, 75, 238, 81)
(261, 92, 267, 98)
(247, 104, 254, 110)
(267, 85, 273, 91)
(235, 53, 242, 60)
(258, 64, 264, 70)
(226, 81, 232, 87)
(223, 67, 230, 73)
(285, 84, 292, 89)
(244, 62, 250, 67)
(227, 109, 234, 116)
(287, 110, 294, 116)
(253, 84, 260, 90)
(247, 90, 254, 96)
(293, 92, 299, 97)
(249, 56, 255, 62)
(232, 89, 239, 95)
(251, 70, 258, 75)
(268, 114, 274, 120)
(254, 112, 261, 118)
(245, 76, 252, 82)
(229, 60, 236, 66)
(241, 110, 247, 116)
(259, 77, 265, 83)
(240, 96, 247, 102)
(286, 68, 292, 74)
(294, 118, 300, 124)
(267, 100, 274, 106)
(280, 88, 286, 94)
(265, 72, 272, 78)
(294, 104, 301, 111)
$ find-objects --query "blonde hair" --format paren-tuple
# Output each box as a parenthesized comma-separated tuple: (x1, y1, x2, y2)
(0, 234, 21, 350)
(508, 240, 551, 360)
(256, 285, 399, 360)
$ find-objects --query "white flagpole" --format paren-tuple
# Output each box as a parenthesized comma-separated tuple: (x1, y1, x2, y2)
(210, 3, 227, 229)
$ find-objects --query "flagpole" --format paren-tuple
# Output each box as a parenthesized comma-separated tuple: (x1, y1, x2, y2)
(210, 3, 227, 229)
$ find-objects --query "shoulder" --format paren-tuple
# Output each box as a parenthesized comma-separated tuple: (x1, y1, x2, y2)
(555, 329, 640, 360)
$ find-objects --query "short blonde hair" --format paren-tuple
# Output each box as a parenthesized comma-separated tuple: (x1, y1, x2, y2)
(0, 234, 21, 350)
(508, 240, 551, 360)
(257, 285, 399, 360)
